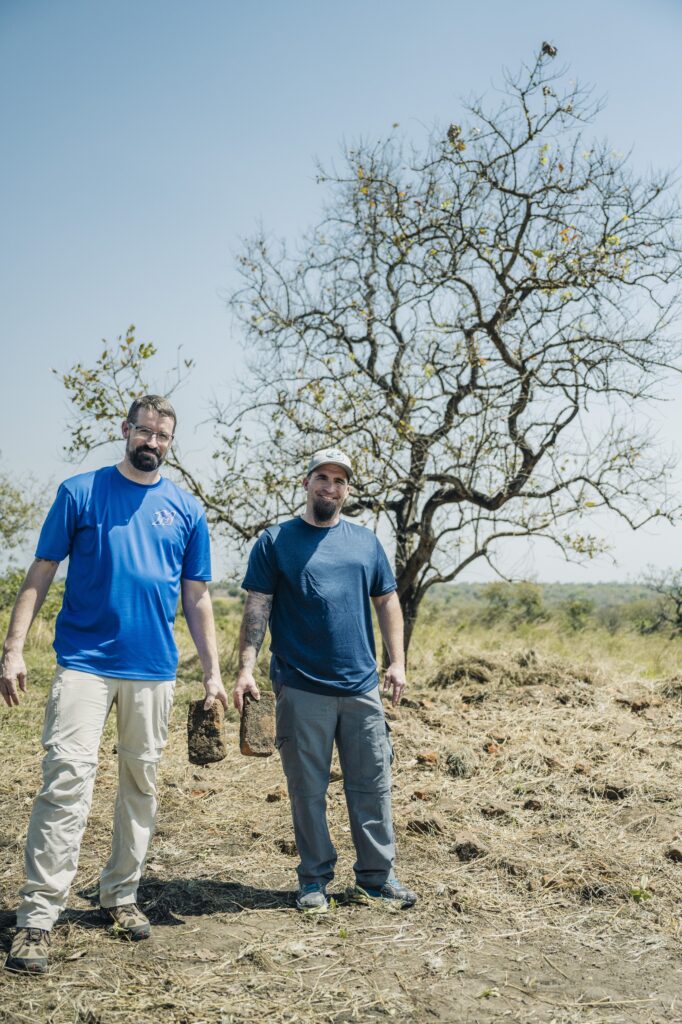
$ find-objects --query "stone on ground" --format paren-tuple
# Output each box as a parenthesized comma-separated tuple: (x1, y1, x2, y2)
(406, 814, 446, 835)
(416, 750, 439, 765)
(445, 751, 476, 778)
(275, 838, 297, 856)
(452, 832, 489, 862)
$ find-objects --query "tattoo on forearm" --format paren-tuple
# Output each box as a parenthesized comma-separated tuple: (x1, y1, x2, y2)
(240, 592, 273, 662)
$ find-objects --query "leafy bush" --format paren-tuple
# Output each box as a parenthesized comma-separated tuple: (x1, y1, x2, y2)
(480, 582, 548, 627)
(561, 597, 595, 632)
(0, 568, 25, 611)
(0, 567, 64, 620)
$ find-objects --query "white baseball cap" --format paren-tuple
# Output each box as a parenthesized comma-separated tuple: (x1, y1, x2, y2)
(306, 447, 353, 481)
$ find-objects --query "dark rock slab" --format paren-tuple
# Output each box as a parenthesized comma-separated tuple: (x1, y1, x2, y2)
(240, 692, 276, 757)
(187, 699, 227, 765)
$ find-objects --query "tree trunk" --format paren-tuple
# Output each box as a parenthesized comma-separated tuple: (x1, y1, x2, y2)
(400, 587, 423, 662)
(380, 581, 424, 669)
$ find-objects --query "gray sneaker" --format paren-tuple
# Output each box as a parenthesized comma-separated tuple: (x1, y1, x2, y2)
(101, 903, 151, 940)
(295, 883, 329, 914)
(346, 877, 417, 908)
(5, 927, 51, 974)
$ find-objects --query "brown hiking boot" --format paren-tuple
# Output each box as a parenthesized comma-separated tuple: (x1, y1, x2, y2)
(101, 903, 151, 941)
(5, 927, 51, 974)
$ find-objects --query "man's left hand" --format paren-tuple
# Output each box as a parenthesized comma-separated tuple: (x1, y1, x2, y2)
(382, 662, 407, 707)
(203, 675, 229, 711)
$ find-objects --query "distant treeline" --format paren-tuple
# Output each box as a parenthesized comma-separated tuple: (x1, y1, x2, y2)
(1, 570, 678, 638)
(207, 579, 681, 636)
(421, 581, 678, 636)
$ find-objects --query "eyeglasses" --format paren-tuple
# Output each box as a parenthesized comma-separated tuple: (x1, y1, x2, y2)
(127, 423, 174, 445)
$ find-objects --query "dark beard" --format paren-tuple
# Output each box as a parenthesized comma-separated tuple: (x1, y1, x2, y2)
(129, 446, 163, 472)
(312, 496, 337, 522)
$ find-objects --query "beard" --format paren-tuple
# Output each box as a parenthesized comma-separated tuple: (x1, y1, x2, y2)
(128, 444, 164, 473)
(312, 496, 338, 522)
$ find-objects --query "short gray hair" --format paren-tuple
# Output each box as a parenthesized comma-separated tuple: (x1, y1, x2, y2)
(126, 394, 177, 431)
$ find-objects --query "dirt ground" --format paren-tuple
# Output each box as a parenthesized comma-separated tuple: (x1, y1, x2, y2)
(2, 649, 682, 1023)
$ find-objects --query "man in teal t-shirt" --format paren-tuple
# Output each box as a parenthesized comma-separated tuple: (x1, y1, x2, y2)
(0, 395, 228, 975)
(234, 447, 417, 915)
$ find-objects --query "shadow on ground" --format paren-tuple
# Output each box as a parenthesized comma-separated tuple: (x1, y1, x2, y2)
(0, 876, 308, 946)
(75, 877, 308, 923)
(137, 877, 299, 921)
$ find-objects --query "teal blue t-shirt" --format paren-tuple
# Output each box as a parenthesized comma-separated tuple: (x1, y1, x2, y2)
(36, 466, 211, 680)
(242, 517, 396, 696)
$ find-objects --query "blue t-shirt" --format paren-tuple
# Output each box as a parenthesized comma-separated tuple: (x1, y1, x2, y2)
(36, 466, 211, 680)
(242, 517, 396, 696)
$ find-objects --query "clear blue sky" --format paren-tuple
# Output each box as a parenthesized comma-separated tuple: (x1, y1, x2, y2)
(2, 0, 681, 581)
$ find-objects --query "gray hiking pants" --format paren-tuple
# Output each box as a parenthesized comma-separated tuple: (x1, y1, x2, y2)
(274, 683, 395, 888)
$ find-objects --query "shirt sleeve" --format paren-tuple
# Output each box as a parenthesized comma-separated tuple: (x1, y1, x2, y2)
(370, 537, 397, 596)
(242, 531, 278, 593)
(181, 511, 212, 581)
(35, 484, 78, 562)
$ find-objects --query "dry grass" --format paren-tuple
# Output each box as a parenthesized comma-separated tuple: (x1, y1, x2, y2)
(1, 607, 682, 1022)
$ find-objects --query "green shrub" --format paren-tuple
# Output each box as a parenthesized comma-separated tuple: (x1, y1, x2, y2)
(0, 568, 25, 611)
(561, 596, 595, 632)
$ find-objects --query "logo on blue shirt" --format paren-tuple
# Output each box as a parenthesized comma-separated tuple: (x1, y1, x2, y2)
(151, 509, 178, 527)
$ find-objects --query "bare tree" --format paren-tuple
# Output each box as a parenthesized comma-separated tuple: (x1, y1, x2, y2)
(640, 567, 682, 635)
(58, 49, 682, 655)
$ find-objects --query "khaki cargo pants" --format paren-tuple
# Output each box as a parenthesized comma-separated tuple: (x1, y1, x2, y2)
(17, 667, 174, 929)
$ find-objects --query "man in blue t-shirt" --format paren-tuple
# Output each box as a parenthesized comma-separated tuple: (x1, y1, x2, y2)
(233, 447, 417, 914)
(0, 395, 228, 974)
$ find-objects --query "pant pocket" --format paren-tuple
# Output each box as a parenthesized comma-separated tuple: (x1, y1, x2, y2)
(385, 720, 394, 766)
(164, 680, 176, 726)
(151, 680, 175, 757)
(40, 670, 64, 749)
(340, 712, 391, 791)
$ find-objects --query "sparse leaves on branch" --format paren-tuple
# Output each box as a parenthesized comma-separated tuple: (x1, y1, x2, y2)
(52, 325, 193, 458)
